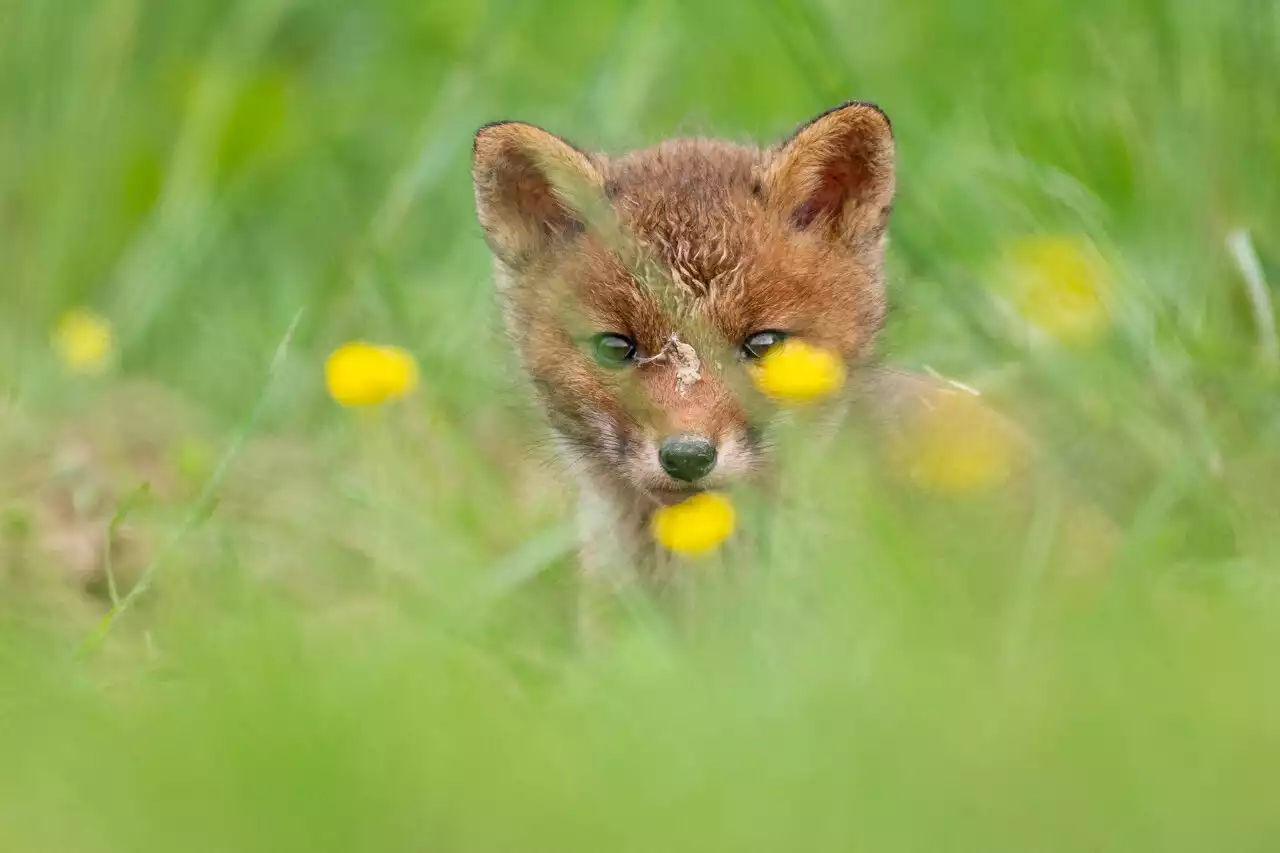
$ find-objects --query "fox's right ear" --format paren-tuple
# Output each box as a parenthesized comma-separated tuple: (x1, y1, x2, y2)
(472, 122, 605, 268)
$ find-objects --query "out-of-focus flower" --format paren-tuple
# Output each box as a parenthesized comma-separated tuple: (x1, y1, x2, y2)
(324, 342, 418, 407)
(999, 235, 1112, 344)
(750, 339, 846, 403)
(172, 438, 215, 487)
(892, 388, 1017, 495)
(651, 491, 736, 557)
(53, 309, 115, 375)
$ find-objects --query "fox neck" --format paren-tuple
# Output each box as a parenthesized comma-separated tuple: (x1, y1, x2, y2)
(568, 461, 668, 578)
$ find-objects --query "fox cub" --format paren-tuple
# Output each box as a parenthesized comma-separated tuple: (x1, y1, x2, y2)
(472, 102, 917, 578)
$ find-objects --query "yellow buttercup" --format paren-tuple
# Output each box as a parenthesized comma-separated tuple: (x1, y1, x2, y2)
(892, 388, 1016, 495)
(750, 339, 846, 404)
(53, 309, 115, 375)
(1000, 235, 1112, 344)
(651, 491, 736, 557)
(324, 342, 419, 407)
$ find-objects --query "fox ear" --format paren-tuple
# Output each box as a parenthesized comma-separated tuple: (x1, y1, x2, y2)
(472, 122, 605, 267)
(764, 102, 895, 248)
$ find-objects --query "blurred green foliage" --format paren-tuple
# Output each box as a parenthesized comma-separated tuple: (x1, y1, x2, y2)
(1, 0, 1278, 850)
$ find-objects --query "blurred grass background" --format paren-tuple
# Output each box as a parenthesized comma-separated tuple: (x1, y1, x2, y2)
(2, 0, 1279, 850)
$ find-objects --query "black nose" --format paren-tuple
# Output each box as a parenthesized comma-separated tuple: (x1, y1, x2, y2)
(659, 435, 718, 482)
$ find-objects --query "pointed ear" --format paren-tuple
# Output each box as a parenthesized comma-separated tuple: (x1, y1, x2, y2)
(472, 121, 605, 268)
(763, 102, 895, 248)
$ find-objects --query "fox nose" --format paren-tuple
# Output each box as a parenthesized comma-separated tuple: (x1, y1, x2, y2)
(659, 435, 718, 483)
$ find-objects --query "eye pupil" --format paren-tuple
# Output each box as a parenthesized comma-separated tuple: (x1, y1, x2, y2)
(743, 330, 787, 360)
(593, 334, 636, 367)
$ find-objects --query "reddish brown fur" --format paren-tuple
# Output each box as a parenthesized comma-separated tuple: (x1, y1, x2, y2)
(473, 103, 896, 572)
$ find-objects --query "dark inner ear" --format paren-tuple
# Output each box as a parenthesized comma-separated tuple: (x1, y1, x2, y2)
(788, 133, 880, 229)
(473, 121, 606, 267)
(768, 103, 895, 244)
(495, 148, 582, 239)
(791, 152, 875, 230)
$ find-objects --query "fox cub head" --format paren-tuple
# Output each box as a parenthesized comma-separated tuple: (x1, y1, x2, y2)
(472, 102, 894, 504)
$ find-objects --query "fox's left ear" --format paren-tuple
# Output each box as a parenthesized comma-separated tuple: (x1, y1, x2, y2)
(764, 101, 895, 249)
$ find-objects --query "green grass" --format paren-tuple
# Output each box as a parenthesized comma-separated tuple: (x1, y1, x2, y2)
(2, 0, 1280, 849)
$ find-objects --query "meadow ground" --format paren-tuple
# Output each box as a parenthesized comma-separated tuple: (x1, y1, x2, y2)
(2, 1, 1279, 850)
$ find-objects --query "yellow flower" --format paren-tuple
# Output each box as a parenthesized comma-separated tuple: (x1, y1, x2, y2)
(651, 491, 736, 557)
(892, 388, 1016, 495)
(1000, 235, 1112, 344)
(52, 309, 115, 375)
(324, 342, 419, 407)
(172, 438, 215, 487)
(750, 339, 846, 403)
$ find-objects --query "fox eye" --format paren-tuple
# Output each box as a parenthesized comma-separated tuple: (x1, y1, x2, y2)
(592, 333, 637, 367)
(742, 330, 788, 360)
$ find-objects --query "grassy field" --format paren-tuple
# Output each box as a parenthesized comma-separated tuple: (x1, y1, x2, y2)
(2, 0, 1279, 849)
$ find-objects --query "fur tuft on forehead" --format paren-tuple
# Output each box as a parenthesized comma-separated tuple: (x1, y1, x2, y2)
(604, 140, 762, 298)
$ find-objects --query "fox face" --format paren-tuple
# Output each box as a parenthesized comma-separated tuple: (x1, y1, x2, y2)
(472, 103, 895, 509)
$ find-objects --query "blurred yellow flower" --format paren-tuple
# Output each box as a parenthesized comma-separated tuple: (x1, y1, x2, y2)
(172, 438, 215, 487)
(651, 491, 736, 557)
(53, 309, 115, 375)
(324, 342, 418, 407)
(1000, 235, 1112, 344)
(750, 339, 846, 403)
(893, 388, 1017, 495)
